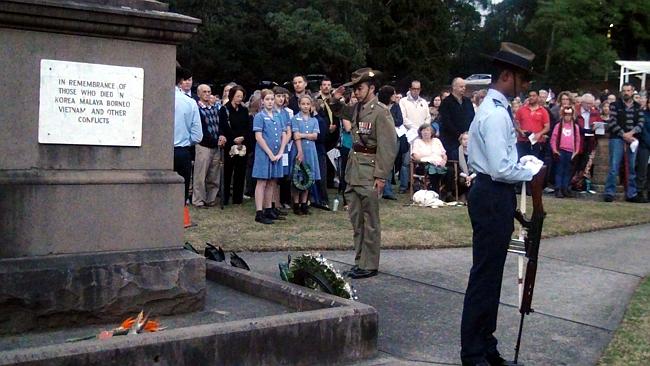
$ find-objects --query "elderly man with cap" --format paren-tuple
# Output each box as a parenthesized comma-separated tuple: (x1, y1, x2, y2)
(460, 43, 544, 366)
(330, 68, 397, 279)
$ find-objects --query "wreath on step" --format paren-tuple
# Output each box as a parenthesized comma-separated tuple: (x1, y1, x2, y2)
(292, 161, 314, 191)
(279, 253, 357, 300)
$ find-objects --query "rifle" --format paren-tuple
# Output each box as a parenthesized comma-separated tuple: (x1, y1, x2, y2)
(513, 166, 547, 365)
(219, 146, 225, 210)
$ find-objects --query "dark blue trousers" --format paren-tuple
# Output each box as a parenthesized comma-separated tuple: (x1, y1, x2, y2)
(461, 173, 516, 364)
(173, 146, 192, 203)
(555, 150, 573, 191)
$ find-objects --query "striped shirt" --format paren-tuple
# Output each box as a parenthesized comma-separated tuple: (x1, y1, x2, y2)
(607, 100, 645, 138)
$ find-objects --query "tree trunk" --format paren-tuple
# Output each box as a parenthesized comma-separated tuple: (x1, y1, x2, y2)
(544, 24, 556, 74)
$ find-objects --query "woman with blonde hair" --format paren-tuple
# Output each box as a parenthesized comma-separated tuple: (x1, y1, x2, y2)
(251, 89, 289, 224)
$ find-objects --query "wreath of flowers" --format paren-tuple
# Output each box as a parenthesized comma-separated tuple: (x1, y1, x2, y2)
(292, 161, 314, 191)
(279, 253, 357, 300)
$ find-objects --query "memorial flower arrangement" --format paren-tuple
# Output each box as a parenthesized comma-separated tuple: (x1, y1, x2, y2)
(292, 161, 314, 191)
(279, 253, 357, 300)
(66, 310, 165, 342)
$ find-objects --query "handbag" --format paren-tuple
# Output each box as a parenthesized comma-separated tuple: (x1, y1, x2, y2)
(426, 164, 447, 175)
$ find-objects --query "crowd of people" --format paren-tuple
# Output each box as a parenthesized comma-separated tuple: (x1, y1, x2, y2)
(173, 65, 650, 227)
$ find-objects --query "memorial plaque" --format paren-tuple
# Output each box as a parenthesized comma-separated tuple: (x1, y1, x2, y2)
(38, 59, 144, 146)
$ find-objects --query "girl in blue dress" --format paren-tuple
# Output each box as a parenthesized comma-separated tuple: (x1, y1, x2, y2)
(290, 95, 321, 215)
(272, 87, 293, 216)
(252, 89, 289, 224)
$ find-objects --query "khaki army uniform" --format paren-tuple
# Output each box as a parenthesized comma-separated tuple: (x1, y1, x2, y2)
(342, 96, 397, 270)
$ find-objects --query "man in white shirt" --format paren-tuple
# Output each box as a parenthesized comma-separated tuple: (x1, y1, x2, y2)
(398, 80, 431, 192)
(400, 80, 431, 130)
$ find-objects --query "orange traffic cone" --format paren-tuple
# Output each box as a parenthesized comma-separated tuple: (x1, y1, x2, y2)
(183, 205, 193, 228)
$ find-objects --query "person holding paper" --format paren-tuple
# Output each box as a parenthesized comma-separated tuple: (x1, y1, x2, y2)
(573, 93, 602, 192)
(514, 90, 550, 159)
(604, 82, 645, 203)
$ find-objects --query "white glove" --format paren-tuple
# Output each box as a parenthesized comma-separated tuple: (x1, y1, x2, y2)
(630, 139, 639, 153)
(519, 155, 543, 176)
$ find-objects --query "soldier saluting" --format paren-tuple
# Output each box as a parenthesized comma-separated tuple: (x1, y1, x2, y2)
(331, 68, 397, 279)
(460, 43, 543, 366)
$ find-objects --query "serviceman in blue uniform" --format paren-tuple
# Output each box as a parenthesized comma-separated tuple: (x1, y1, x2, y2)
(460, 43, 543, 366)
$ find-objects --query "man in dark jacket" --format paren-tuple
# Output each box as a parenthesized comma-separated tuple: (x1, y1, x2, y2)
(604, 83, 645, 202)
(634, 99, 650, 202)
(378, 85, 403, 199)
(309, 112, 332, 210)
(439, 77, 475, 160)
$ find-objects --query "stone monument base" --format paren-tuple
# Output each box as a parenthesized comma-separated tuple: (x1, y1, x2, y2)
(0, 262, 378, 366)
(0, 248, 205, 335)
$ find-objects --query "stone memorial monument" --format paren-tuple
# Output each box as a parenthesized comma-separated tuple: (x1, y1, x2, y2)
(0, 0, 204, 334)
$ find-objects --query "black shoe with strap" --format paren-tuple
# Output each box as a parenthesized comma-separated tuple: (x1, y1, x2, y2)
(265, 208, 285, 220)
(293, 203, 303, 215)
(255, 210, 273, 224)
(274, 207, 288, 216)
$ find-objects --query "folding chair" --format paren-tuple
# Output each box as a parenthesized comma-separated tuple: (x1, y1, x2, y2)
(409, 160, 429, 199)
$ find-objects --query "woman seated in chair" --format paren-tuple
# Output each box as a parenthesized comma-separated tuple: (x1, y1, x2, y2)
(457, 132, 476, 202)
(411, 123, 447, 193)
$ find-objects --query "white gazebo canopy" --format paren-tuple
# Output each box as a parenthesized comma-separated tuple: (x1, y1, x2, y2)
(616, 60, 650, 91)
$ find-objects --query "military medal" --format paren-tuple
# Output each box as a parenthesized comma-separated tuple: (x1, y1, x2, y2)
(358, 121, 372, 134)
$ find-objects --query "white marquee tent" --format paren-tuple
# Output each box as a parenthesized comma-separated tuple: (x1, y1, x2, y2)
(616, 60, 650, 91)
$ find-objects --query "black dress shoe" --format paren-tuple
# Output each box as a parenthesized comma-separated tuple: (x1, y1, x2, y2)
(462, 361, 490, 366)
(343, 265, 359, 276)
(486, 353, 518, 366)
(348, 268, 378, 279)
(382, 195, 398, 200)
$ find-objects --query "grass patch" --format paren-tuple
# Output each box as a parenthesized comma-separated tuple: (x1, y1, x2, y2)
(183, 191, 650, 252)
(599, 276, 650, 365)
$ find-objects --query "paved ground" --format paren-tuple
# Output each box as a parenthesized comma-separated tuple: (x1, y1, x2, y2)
(239, 224, 650, 365)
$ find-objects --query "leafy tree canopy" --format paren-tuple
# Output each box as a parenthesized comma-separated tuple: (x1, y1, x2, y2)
(167, 0, 649, 94)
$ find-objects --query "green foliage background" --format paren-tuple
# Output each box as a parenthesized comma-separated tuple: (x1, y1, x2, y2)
(168, 0, 649, 94)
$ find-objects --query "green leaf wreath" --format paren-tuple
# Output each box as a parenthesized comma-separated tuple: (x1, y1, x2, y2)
(279, 253, 357, 300)
(292, 161, 314, 191)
